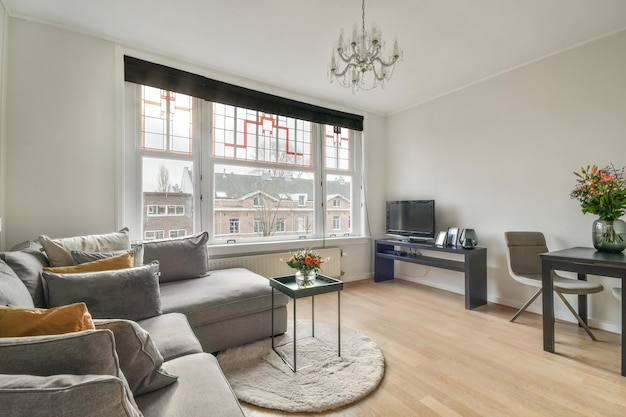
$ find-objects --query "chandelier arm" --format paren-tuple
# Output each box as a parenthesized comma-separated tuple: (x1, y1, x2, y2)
(332, 63, 357, 78)
(336, 48, 358, 63)
(371, 55, 399, 67)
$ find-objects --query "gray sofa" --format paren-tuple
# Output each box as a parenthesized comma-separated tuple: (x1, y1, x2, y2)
(0, 231, 290, 417)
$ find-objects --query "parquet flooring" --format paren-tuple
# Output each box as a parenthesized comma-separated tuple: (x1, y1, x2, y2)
(241, 279, 626, 416)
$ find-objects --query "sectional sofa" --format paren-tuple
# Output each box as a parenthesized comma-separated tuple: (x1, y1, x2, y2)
(0, 229, 290, 417)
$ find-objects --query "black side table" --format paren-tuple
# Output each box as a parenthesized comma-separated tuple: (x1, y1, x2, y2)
(269, 274, 343, 372)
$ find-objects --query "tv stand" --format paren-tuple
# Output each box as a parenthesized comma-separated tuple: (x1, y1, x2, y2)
(374, 239, 487, 310)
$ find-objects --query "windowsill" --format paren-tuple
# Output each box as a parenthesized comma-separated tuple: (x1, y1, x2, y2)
(207, 236, 371, 258)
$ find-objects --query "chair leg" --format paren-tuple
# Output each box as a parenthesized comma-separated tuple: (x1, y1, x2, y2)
(555, 292, 598, 341)
(510, 288, 543, 322)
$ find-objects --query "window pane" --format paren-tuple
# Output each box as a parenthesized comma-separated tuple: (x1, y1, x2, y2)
(142, 157, 194, 239)
(212, 105, 312, 167)
(213, 164, 314, 240)
(326, 174, 352, 236)
(141, 87, 192, 155)
(324, 125, 351, 171)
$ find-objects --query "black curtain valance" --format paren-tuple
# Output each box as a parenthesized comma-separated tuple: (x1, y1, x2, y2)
(124, 56, 364, 131)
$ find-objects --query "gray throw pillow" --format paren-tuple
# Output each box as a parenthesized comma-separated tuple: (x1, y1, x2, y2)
(38, 228, 131, 267)
(94, 319, 178, 395)
(0, 260, 34, 308)
(142, 232, 209, 283)
(0, 250, 49, 307)
(0, 374, 143, 417)
(42, 262, 162, 321)
(71, 245, 144, 267)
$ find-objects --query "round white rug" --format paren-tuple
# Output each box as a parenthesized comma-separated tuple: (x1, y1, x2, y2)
(216, 320, 385, 413)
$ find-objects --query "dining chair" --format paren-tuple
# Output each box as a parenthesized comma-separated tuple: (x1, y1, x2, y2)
(611, 287, 622, 302)
(504, 231, 604, 341)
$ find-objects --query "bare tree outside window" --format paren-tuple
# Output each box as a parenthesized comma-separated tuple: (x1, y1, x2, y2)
(158, 164, 171, 193)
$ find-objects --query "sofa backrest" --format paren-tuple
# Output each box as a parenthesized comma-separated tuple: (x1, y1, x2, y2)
(0, 259, 35, 308)
(0, 248, 49, 307)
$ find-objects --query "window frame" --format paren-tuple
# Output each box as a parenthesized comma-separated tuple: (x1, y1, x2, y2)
(123, 80, 363, 244)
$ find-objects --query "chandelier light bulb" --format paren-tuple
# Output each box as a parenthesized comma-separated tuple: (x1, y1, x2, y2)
(328, 0, 402, 93)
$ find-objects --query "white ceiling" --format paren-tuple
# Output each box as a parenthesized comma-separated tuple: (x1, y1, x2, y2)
(4, 0, 626, 115)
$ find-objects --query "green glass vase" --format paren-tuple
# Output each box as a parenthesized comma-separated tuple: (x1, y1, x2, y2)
(592, 218, 626, 253)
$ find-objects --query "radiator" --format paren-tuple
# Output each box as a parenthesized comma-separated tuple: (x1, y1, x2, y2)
(207, 248, 342, 278)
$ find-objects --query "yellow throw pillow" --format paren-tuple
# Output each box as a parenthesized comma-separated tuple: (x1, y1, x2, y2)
(0, 302, 95, 337)
(43, 251, 134, 274)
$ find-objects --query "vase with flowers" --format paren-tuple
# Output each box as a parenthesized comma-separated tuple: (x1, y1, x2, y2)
(286, 249, 324, 287)
(571, 164, 626, 253)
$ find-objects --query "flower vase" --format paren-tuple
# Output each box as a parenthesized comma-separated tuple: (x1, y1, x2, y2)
(592, 218, 626, 253)
(295, 270, 316, 287)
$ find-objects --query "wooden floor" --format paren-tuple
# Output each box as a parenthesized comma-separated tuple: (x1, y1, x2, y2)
(241, 278, 626, 417)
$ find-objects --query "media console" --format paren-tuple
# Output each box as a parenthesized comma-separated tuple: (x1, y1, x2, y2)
(374, 239, 487, 310)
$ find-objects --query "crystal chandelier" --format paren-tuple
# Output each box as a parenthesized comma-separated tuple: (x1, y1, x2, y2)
(329, 0, 402, 93)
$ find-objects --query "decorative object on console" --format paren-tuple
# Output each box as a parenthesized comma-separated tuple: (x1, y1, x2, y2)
(446, 227, 459, 247)
(571, 164, 626, 252)
(435, 231, 447, 246)
(459, 228, 478, 249)
(328, 0, 402, 92)
(286, 249, 325, 287)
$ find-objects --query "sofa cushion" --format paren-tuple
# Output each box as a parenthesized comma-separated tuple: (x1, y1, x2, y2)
(0, 374, 143, 417)
(44, 251, 134, 273)
(137, 313, 202, 361)
(134, 352, 245, 417)
(38, 228, 131, 267)
(0, 259, 34, 307)
(159, 268, 288, 327)
(141, 232, 209, 283)
(94, 318, 178, 395)
(42, 262, 162, 321)
(0, 302, 95, 337)
(0, 250, 49, 307)
(0, 329, 140, 414)
(1, 329, 121, 376)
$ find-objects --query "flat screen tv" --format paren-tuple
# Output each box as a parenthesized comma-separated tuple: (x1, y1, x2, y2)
(386, 200, 435, 240)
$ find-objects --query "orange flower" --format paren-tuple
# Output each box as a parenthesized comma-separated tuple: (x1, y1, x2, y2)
(305, 256, 312, 264)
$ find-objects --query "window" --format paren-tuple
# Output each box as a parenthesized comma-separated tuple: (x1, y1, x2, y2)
(333, 216, 341, 230)
(145, 230, 164, 240)
(253, 218, 262, 233)
(297, 217, 306, 232)
(169, 229, 187, 238)
(147, 204, 185, 216)
(124, 71, 363, 244)
(229, 218, 240, 234)
(276, 217, 285, 232)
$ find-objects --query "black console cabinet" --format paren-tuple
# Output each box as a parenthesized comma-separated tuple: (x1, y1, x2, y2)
(374, 239, 487, 310)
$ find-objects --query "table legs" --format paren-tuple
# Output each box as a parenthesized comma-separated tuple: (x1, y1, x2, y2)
(622, 277, 626, 376)
(542, 260, 555, 353)
(272, 292, 341, 372)
(577, 273, 588, 327)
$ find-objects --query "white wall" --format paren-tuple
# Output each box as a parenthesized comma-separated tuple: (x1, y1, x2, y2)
(5, 19, 117, 243)
(0, 2, 7, 248)
(386, 30, 626, 331)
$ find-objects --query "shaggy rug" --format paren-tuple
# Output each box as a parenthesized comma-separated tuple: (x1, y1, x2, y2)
(216, 320, 385, 413)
